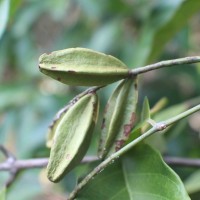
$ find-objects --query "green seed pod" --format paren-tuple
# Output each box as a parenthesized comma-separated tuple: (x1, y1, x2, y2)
(39, 48, 129, 86)
(46, 105, 70, 148)
(98, 77, 138, 159)
(47, 92, 99, 182)
(46, 90, 88, 148)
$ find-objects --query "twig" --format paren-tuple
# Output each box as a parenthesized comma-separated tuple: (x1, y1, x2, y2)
(0, 150, 98, 188)
(164, 157, 200, 168)
(0, 56, 199, 193)
(1, 155, 200, 171)
(0, 145, 17, 187)
(0, 156, 98, 171)
(130, 56, 200, 75)
(68, 104, 200, 200)
(50, 86, 104, 127)
(0, 156, 98, 170)
(0, 158, 48, 171)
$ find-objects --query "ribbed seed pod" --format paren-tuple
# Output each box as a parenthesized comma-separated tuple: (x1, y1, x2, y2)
(46, 105, 70, 148)
(98, 77, 138, 159)
(47, 93, 99, 182)
(39, 48, 129, 86)
(46, 91, 87, 148)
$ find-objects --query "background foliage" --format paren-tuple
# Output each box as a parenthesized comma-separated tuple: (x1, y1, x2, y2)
(0, 0, 200, 199)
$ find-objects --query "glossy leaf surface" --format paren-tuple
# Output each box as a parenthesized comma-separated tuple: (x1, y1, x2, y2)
(77, 144, 190, 200)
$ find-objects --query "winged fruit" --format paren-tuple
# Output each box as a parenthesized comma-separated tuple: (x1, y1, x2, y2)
(98, 77, 138, 159)
(47, 92, 99, 182)
(39, 48, 129, 86)
(46, 105, 70, 148)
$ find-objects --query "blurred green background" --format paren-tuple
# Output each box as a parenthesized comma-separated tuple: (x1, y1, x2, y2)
(0, 0, 200, 199)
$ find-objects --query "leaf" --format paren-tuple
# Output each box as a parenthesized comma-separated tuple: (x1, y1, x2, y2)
(150, 97, 168, 116)
(184, 169, 200, 194)
(0, 0, 10, 39)
(141, 96, 151, 121)
(153, 102, 187, 122)
(76, 144, 190, 200)
(0, 187, 6, 200)
(146, 101, 187, 153)
(39, 48, 129, 86)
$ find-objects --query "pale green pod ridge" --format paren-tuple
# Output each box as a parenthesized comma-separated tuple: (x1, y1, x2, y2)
(46, 105, 70, 148)
(39, 48, 129, 86)
(46, 89, 94, 148)
(47, 93, 99, 182)
(98, 77, 138, 159)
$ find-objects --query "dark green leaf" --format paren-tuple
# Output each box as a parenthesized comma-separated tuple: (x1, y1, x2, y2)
(141, 96, 151, 121)
(77, 144, 190, 200)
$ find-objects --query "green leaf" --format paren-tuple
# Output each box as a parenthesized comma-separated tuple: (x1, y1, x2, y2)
(184, 169, 200, 194)
(39, 48, 129, 86)
(141, 96, 151, 121)
(0, 0, 10, 39)
(150, 97, 168, 116)
(76, 144, 190, 200)
(147, 101, 187, 153)
(0, 187, 6, 200)
(153, 103, 187, 122)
